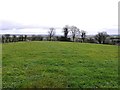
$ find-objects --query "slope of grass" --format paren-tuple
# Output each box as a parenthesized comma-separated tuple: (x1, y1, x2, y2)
(2, 41, 118, 88)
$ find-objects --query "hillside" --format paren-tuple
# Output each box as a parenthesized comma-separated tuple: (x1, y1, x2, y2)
(2, 41, 118, 88)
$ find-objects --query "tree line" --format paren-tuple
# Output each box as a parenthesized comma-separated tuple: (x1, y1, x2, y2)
(1, 25, 119, 45)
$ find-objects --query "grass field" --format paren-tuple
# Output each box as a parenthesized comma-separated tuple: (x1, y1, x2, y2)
(2, 41, 118, 88)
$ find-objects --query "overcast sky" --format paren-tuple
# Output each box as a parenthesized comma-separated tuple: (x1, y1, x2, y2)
(0, 0, 119, 35)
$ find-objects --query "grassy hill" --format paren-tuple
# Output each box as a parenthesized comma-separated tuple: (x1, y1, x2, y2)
(2, 41, 118, 88)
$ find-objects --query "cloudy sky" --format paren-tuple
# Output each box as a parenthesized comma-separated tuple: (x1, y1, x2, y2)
(0, 0, 119, 35)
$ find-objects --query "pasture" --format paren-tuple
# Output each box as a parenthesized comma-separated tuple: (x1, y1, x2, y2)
(2, 41, 118, 88)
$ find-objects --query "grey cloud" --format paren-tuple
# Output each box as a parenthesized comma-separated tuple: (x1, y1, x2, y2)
(103, 28, 118, 35)
(0, 20, 24, 30)
(0, 20, 62, 30)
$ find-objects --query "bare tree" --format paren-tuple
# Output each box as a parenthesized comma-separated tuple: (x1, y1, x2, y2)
(2, 35, 5, 43)
(70, 26, 80, 42)
(12, 35, 17, 42)
(24, 35, 27, 41)
(95, 32, 109, 44)
(81, 30, 86, 42)
(48, 27, 55, 41)
(63, 25, 69, 40)
(4, 34, 10, 43)
(19, 35, 24, 41)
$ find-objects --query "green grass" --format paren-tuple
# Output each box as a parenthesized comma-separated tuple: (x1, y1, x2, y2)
(2, 41, 118, 88)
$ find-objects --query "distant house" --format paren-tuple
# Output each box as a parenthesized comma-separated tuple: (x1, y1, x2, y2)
(43, 37, 47, 41)
(110, 37, 120, 45)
